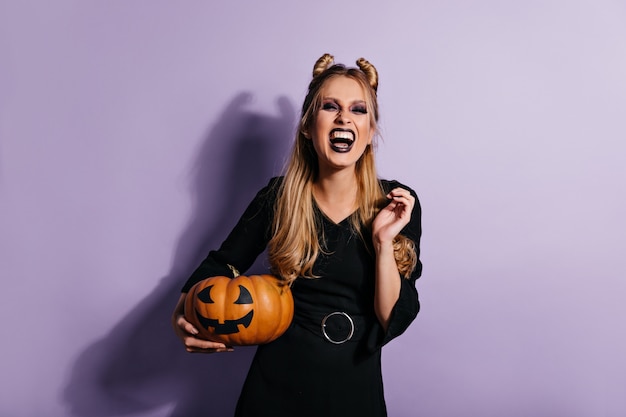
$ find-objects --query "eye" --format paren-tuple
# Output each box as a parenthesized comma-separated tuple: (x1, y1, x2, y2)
(234, 285, 253, 304)
(198, 285, 215, 303)
(351, 105, 368, 114)
(322, 102, 339, 111)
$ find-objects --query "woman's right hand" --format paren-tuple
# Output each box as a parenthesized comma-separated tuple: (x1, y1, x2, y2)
(172, 293, 234, 353)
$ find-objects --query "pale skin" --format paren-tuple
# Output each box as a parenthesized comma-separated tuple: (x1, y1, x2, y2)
(172, 75, 413, 352)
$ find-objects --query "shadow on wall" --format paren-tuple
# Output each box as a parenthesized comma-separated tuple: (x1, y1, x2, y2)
(63, 93, 296, 417)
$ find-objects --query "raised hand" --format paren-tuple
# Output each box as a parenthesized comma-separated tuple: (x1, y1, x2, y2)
(371, 187, 414, 247)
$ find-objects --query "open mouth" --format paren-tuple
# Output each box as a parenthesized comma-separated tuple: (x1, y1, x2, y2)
(329, 129, 355, 153)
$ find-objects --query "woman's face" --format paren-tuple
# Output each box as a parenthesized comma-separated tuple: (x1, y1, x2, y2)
(308, 76, 374, 175)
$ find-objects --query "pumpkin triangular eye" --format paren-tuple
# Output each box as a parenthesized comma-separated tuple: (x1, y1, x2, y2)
(197, 285, 215, 303)
(234, 285, 253, 304)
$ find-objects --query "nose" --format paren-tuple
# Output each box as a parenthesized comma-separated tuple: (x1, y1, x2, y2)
(335, 109, 351, 124)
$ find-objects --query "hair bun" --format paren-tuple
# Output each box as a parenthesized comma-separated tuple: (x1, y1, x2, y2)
(312, 53, 335, 77)
(356, 58, 378, 92)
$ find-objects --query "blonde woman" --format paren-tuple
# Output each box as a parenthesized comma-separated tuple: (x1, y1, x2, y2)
(172, 53, 422, 417)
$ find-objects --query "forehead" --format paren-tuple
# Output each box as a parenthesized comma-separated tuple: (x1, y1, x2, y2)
(320, 76, 367, 101)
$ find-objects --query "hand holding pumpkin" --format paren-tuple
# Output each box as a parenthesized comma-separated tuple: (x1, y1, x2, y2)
(172, 293, 234, 353)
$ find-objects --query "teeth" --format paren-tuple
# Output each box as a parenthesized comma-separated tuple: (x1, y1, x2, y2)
(330, 131, 354, 141)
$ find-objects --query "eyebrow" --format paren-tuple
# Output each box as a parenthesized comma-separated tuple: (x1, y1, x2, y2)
(322, 97, 367, 105)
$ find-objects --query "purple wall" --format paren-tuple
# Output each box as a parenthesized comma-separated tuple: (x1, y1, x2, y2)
(1, 1, 625, 416)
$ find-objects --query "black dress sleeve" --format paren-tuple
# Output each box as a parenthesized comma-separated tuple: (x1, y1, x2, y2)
(180, 177, 280, 293)
(369, 180, 423, 349)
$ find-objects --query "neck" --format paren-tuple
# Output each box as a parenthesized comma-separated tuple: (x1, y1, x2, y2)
(313, 168, 359, 218)
(315, 167, 357, 194)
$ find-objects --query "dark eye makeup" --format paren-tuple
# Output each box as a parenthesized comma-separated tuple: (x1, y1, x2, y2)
(350, 105, 367, 114)
(322, 102, 339, 111)
(321, 100, 367, 114)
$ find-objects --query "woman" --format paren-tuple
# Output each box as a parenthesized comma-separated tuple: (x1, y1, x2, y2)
(172, 53, 422, 416)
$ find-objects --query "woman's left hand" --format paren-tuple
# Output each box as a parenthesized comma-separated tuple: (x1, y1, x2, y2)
(372, 187, 415, 247)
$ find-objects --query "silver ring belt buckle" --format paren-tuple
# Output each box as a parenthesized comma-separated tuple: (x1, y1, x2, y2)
(321, 312, 355, 344)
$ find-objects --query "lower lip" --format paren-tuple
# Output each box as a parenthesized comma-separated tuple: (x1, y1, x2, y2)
(330, 141, 354, 153)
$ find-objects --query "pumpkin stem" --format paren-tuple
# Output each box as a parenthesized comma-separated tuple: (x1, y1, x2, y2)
(227, 264, 240, 278)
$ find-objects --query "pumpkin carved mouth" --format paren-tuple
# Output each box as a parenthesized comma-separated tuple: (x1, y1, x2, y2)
(195, 309, 254, 334)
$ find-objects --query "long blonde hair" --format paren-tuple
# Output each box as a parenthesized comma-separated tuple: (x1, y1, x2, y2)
(268, 53, 416, 284)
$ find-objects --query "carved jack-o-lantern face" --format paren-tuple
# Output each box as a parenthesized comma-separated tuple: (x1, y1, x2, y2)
(185, 274, 294, 346)
(195, 284, 254, 335)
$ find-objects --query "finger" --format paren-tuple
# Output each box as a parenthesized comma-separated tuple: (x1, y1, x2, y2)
(387, 187, 413, 199)
(188, 343, 235, 353)
(386, 189, 412, 203)
(185, 336, 232, 352)
(388, 187, 410, 195)
(176, 315, 200, 335)
(192, 344, 235, 354)
(391, 195, 411, 204)
(184, 322, 199, 336)
(187, 346, 235, 354)
(388, 196, 411, 211)
(387, 189, 414, 207)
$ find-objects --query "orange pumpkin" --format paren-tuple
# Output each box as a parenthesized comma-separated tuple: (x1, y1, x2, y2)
(184, 274, 294, 346)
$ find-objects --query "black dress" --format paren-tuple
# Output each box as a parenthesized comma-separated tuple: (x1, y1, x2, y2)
(182, 177, 422, 417)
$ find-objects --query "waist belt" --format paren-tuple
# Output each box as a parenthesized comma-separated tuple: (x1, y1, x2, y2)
(295, 311, 370, 344)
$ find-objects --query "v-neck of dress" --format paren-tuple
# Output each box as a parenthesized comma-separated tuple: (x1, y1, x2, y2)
(312, 199, 356, 227)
